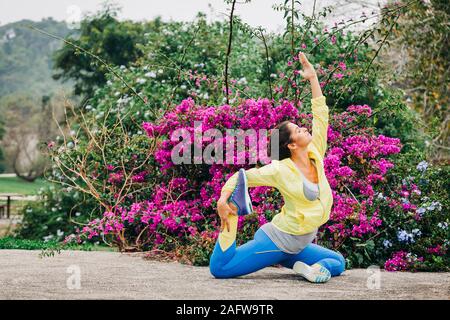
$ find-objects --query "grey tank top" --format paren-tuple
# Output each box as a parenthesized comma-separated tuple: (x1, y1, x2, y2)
(301, 159, 320, 201)
(260, 159, 320, 254)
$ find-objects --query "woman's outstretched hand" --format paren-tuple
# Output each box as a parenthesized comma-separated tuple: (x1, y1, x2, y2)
(217, 196, 238, 232)
(298, 51, 318, 82)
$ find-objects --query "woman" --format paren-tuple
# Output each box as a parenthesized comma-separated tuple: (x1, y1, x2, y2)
(209, 52, 345, 283)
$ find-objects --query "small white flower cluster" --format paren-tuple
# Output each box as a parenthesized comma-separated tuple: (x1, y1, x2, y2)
(383, 239, 392, 248)
(95, 111, 105, 120)
(237, 77, 247, 85)
(194, 63, 205, 68)
(162, 29, 174, 36)
(416, 200, 442, 217)
(437, 222, 448, 230)
(416, 160, 428, 172)
(117, 95, 132, 107)
(43, 234, 54, 242)
(426, 201, 442, 211)
(145, 71, 157, 78)
(397, 229, 421, 243)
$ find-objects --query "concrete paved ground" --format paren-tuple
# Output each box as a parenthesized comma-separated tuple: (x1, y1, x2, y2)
(0, 249, 448, 300)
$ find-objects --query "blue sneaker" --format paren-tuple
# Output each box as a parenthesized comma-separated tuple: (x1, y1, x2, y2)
(227, 168, 253, 216)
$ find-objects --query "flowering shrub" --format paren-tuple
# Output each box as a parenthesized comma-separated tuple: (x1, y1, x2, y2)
(384, 251, 423, 272)
(19, 8, 448, 271)
(60, 96, 450, 271)
(16, 185, 97, 242)
(369, 155, 449, 271)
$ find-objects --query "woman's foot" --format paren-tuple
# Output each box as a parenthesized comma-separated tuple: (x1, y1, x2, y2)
(293, 261, 331, 283)
(228, 168, 253, 216)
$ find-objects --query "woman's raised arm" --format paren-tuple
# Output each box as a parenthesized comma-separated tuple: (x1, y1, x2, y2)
(298, 52, 329, 158)
(298, 51, 322, 99)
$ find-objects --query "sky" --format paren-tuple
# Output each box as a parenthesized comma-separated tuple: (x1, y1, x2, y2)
(0, 0, 387, 33)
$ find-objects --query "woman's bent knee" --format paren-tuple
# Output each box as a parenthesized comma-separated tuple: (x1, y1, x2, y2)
(209, 262, 233, 279)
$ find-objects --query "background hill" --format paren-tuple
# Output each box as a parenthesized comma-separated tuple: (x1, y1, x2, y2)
(0, 18, 76, 173)
(0, 18, 75, 99)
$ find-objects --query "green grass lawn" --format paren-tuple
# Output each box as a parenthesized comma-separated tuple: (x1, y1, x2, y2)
(0, 177, 50, 195)
(0, 236, 117, 252)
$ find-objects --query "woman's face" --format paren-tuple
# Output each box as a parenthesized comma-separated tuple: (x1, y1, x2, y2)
(286, 122, 312, 150)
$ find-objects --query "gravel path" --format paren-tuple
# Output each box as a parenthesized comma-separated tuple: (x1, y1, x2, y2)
(0, 249, 448, 300)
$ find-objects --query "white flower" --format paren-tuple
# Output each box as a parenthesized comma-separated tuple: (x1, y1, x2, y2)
(426, 201, 441, 211)
(136, 78, 147, 84)
(383, 239, 392, 248)
(51, 207, 57, 212)
(397, 229, 414, 243)
(75, 212, 81, 217)
(158, 69, 164, 74)
(43, 234, 54, 242)
(416, 160, 428, 172)
(237, 77, 247, 85)
(416, 207, 426, 216)
(437, 222, 448, 230)
(427, 201, 442, 211)
(145, 71, 157, 78)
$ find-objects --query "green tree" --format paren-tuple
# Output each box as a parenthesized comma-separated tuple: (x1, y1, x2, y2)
(52, 4, 152, 99)
(381, 0, 449, 162)
(0, 116, 5, 173)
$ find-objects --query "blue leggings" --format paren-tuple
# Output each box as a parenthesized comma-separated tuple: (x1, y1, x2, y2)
(209, 228, 346, 279)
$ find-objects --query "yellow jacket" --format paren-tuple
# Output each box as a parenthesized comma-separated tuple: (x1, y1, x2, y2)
(221, 95, 332, 235)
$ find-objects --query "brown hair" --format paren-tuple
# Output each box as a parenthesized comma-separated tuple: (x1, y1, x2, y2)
(269, 120, 293, 161)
